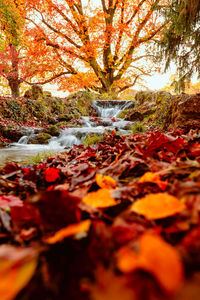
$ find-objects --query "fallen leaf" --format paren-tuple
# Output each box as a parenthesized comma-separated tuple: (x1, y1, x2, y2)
(117, 233, 184, 295)
(82, 265, 136, 300)
(45, 219, 91, 244)
(82, 188, 120, 208)
(96, 174, 117, 189)
(130, 193, 185, 220)
(44, 167, 60, 182)
(0, 195, 23, 209)
(139, 172, 168, 191)
(0, 245, 38, 300)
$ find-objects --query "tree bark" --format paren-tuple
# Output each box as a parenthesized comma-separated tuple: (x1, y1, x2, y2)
(8, 44, 20, 97)
(8, 79, 20, 97)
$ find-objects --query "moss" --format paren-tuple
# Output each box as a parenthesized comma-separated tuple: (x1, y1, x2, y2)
(28, 133, 52, 144)
(129, 122, 146, 133)
(83, 133, 104, 146)
(117, 109, 130, 119)
(45, 125, 60, 136)
(51, 98, 66, 114)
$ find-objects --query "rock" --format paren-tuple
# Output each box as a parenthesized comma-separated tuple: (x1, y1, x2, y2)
(135, 91, 171, 106)
(24, 85, 43, 100)
(164, 94, 200, 129)
(45, 125, 60, 136)
(1, 126, 25, 142)
(43, 91, 52, 98)
(28, 133, 52, 144)
(126, 111, 144, 121)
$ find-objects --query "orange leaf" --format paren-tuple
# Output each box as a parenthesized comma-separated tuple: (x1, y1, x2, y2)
(139, 172, 168, 191)
(46, 220, 91, 244)
(84, 266, 136, 300)
(0, 245, 38, 300)
(82, 188, 120, 208)
(130, 193, 185, 220)
(96, 174, 117, 189)
(117, 233, 184, 295)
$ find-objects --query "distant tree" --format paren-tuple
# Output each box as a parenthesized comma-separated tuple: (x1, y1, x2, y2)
(0, 0, 28, 96)
(24, 0, 167, 95)
(159, 0, 200, 87)
(0, 0, 51, 97)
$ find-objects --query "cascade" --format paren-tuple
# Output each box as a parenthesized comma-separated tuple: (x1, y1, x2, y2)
(0, 99, 135, 165)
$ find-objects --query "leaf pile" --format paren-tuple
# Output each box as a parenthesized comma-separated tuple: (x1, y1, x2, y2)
(1, 129, 200, 299)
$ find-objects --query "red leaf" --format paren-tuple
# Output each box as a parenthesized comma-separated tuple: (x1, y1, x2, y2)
(44, 167, 60, 182)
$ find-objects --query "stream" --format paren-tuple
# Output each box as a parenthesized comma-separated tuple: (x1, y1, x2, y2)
(0, 100, 134, 166)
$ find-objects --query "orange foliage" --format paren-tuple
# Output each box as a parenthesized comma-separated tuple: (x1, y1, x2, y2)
(96, 174, 117, 189)
(117, 232, 184, 295)
(22, 0, 167, 94)
(130, 193, 186, 220)
(45, 220, 91, 244)
(0, 245, 38, 300)
(82, 188, 120, 208)
(139, 172, 168, 190)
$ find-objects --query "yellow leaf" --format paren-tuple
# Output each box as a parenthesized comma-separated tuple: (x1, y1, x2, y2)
(0, 245, 38, 300)
(130, 193, 185, 220)
(96, 174, 117, 189)
(117, 233, 184, 295)
(139, 172, 168, 191)
(82, 188, 120, 208)
(46, 220, 91, 244)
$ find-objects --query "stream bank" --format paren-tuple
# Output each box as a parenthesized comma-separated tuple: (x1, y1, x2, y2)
(0, 90, 97, 146)
(0, 98, 135, 166)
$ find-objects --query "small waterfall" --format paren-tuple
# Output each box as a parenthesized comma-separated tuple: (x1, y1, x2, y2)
(0, 99, 135, 165)
(93, 100, 135, 118)
(18, 136, 29, 144)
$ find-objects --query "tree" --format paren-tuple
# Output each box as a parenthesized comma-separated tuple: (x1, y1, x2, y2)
(159, 0, 200, 86)
(0, 0, 51, 97)
(25, 0, 166, 94)
(0, 0, 27, 97)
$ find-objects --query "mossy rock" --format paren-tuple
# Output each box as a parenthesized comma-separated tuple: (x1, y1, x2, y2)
(28, 133, 52, 144)
(163, 93, 200, 129)
(43, 91, 52, 98)
(24, 85, 44, 100)
(1, 126, 24, 142)
(45, 125, 60, 136)
(83, 133, 104, 146)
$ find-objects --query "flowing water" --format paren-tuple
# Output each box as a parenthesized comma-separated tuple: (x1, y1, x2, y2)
(0, 100, 134, 166)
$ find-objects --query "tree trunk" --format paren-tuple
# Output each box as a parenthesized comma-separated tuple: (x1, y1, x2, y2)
(8, 44, 20, 97)
(8, 79, 20, 97)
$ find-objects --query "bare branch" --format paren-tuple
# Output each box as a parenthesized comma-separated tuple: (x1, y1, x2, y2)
(119, 75, 140, 92)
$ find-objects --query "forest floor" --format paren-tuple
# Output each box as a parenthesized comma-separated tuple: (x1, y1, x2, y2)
(0, 128, 200, 299)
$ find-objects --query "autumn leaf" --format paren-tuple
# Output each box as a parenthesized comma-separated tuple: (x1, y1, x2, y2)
(44, 167, 60, 182)
(0, 245, 38, 300)
(130, 193, 186, 220)
(0, 195, 23, 209)
(82, 188, 120, 208)
(117, 233, 184, 295)
(45, 220, 91, 244)
(84, 266, 136, 300)
(96, 174, 117, 189)
(139, 172, 168, 191)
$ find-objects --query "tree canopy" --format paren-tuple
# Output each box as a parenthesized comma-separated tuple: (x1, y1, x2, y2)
(160, 0, 200, 90)
(24, 0, 166, 95)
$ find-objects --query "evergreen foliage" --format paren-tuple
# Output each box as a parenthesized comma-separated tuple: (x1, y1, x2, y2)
(159, 0, 200, 91)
